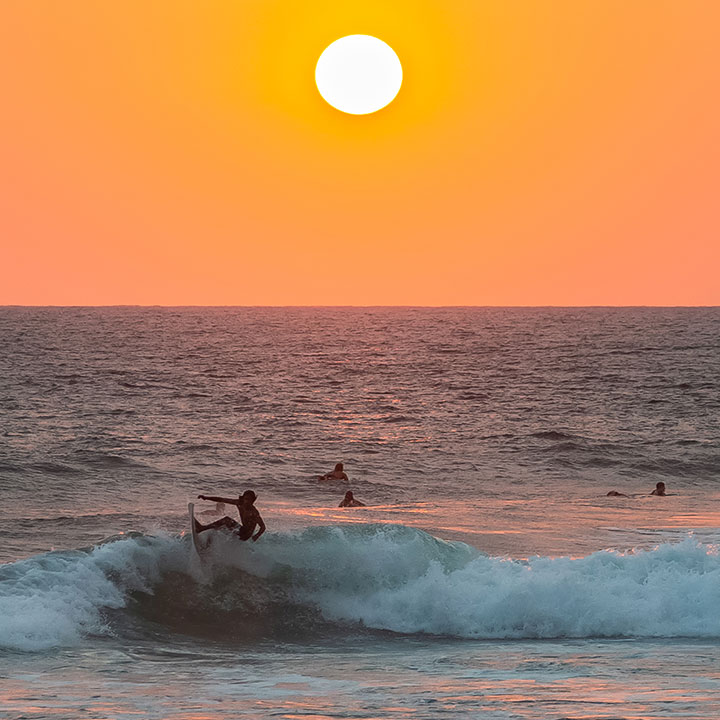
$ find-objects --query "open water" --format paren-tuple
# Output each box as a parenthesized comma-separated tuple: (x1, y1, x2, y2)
(1, 307, 719, 719)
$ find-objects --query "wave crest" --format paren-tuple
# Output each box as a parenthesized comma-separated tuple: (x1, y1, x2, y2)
(2, 525, 720, 651)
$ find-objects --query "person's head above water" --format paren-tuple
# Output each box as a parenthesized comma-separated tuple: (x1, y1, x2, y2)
(239, 489, 257, 504)
(652, 481, 666, 496)
(344, 491, 354, 500)
(335, 463, 344, 472)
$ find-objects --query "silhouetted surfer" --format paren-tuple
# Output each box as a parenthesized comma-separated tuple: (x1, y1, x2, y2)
(194, 490, 266, 541)
(318, 462, 349, 481)
(339, 490, 365, 507)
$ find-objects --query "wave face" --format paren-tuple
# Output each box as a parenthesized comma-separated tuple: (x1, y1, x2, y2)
(2, 525, 720, 651)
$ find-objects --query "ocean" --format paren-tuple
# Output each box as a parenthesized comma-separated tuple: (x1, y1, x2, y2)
(1, 306, 719, 719)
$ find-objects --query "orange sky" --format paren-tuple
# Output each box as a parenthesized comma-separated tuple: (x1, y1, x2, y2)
(1, 1, 718, 305)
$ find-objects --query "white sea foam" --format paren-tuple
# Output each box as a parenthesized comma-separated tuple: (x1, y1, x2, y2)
(240, 525, 720, 639)
(2, 525, 720, 651)
(0, 533, 183, 651)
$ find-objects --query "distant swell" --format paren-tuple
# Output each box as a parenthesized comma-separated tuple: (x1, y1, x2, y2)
(2, 526, 720, 651)
(530, 431, 576, 441)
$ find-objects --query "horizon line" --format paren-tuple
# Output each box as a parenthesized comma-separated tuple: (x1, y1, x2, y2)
(2, 304, 719, 309)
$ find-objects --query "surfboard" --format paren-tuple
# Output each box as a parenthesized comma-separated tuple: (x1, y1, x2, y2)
(188, 502, 203, 556)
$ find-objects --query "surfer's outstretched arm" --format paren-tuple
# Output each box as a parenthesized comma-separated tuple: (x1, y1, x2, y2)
(252, 515, 266, 542)
(198, 494, 238, 505)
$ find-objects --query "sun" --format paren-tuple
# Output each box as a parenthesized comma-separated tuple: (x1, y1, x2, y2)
(315, 35, 403, 115)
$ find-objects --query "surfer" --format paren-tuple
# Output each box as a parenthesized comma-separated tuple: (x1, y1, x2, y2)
(194, 490, 266, 541)
(339, 490, 365, 508)
(651, 481, 667, 496)
(319, 462, 349, 481)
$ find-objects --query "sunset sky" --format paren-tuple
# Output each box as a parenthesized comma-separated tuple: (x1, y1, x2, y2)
(2, 0, 718, 306)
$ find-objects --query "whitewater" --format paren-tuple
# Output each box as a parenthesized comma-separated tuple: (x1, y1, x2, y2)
(4, 528, 720, 654)
(1, 307, 720, 719)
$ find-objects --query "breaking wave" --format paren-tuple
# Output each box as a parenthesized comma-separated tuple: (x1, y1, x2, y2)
(2, 524, 720, 651)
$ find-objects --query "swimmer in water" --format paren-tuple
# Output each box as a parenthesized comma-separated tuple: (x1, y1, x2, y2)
(194, 490, 265, 541)
(650, 481, 667, 496)
(318, 462, 349, 482)
(606, 490, 629, 497)
(339, 490, 365, 508)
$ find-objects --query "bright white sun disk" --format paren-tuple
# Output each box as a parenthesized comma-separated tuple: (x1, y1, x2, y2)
(315, 35, 403, 115)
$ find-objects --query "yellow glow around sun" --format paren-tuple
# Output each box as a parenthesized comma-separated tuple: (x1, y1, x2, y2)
(315, 35, 403, 114)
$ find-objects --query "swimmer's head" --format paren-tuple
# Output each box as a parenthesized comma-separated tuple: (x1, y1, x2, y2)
(344, 491, 353, 500)
(335, 463, 344, 472)
(656, 482, 666, 491)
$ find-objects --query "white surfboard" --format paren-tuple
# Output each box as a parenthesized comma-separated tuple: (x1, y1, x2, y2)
(188, 502, 203, 556)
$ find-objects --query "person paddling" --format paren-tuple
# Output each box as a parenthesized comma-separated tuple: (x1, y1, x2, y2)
(318, 462, 349, 481)
(194, 489, 266, 541)
(339, 490, 365, 507)
(606, 481, 668, 498)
